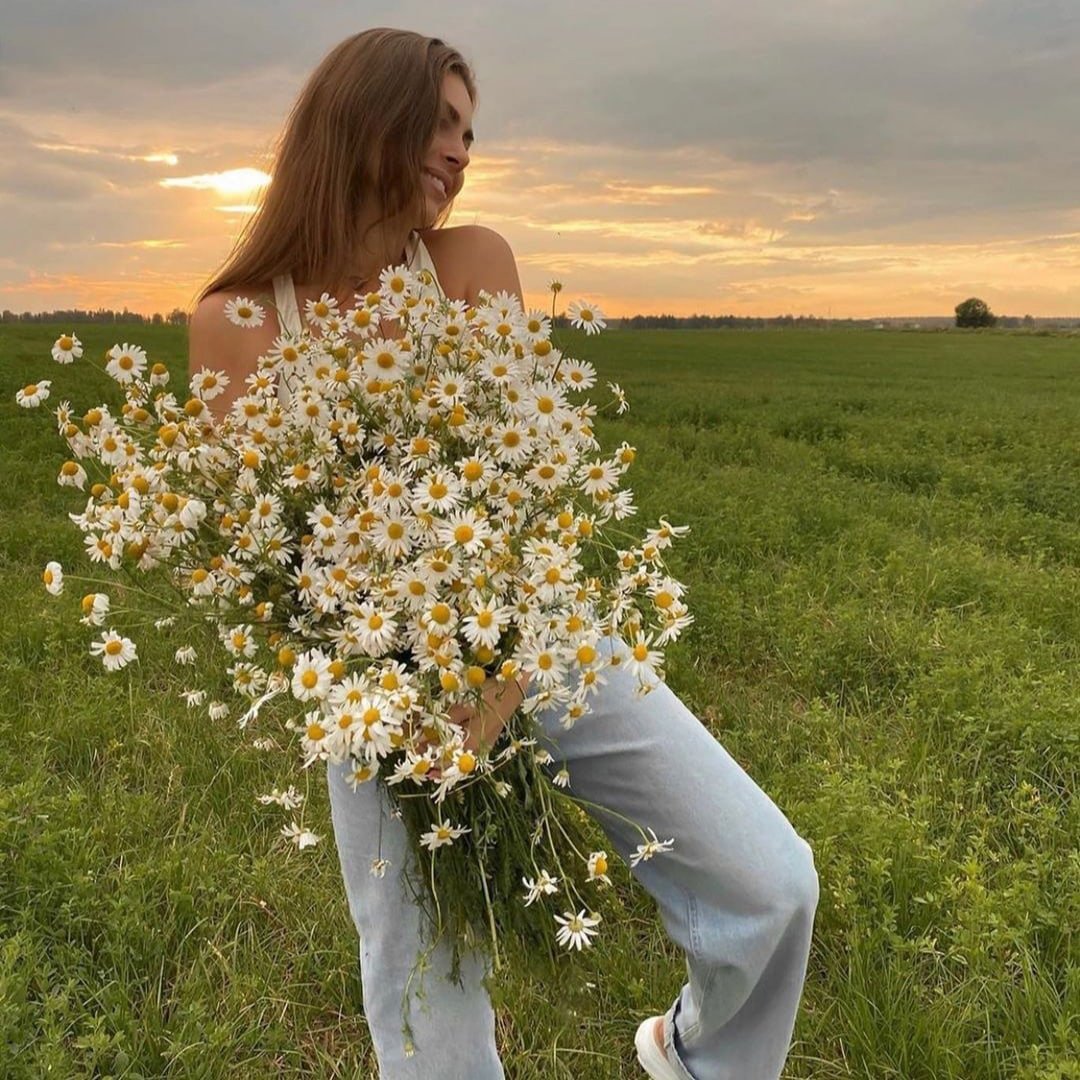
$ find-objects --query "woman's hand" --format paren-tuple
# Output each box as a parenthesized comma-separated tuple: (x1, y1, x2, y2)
(418, 671, 530, 775)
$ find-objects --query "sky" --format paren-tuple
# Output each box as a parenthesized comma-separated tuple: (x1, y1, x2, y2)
(3, 0, 1080, 319)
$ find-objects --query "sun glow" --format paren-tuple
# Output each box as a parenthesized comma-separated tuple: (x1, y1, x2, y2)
(160, 168, 271, 196)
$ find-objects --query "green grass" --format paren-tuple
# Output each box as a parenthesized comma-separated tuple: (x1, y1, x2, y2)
(1, 324, 1077, 1078)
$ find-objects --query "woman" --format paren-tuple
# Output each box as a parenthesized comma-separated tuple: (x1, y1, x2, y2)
(189, 28, 819, 1080)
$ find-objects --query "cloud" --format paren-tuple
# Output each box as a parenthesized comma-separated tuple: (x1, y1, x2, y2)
(1, 0, 1078, 316)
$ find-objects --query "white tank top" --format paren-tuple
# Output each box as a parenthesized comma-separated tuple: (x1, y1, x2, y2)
(270, 229, 441, 403)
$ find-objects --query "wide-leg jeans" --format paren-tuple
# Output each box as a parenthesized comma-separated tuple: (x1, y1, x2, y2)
(327, 636, 820, 1079)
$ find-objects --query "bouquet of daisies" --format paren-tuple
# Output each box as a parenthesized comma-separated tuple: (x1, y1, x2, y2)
(26, 263, 692, 1026)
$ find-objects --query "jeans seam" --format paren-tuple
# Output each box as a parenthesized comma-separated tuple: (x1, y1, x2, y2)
(680, 887, 704, 1040)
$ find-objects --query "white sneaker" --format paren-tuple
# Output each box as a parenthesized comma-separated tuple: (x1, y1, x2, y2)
(634, 1015, 685, 1079)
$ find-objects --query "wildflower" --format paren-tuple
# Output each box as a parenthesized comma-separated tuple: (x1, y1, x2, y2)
(175, 645, 197, 665)
(42, 561, 63, 596)
(16, 381, 51, 408)
(552, 767, 571, 788)
(281, 822, 321, 850)
(105, 343, 147, 384)
(554, 908, 601, 950)
(624, 634, 662, 681)
(629, 827, 675, 868)
(257, 786, 304, 810)
(190, 368, 230, 401)
(370, 857, 391, 878)
(51, 333, 83, 364)
(80, 593, 109, 626)
(57, 460, 87, 490)
(208, 701, 229, 721)
(419, 821, 470, 852)
(181, 689, 206, 708)
(304, 292, 340, 331)
(607, 381, 629, 415)
(291, 649, 333, 702)
(587, 850, 613, 886)
(224, 297, 266, 327)
(566, 299, 606, 335)
(90, 629, 137, 671)
(522, 869, 560, 906)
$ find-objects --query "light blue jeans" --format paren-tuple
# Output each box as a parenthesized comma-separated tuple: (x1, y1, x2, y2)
(327, 636, 819, 1079)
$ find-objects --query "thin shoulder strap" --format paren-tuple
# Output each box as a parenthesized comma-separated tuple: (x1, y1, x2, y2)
(409, 230, 442, 293)
(272, 273, 302, 338)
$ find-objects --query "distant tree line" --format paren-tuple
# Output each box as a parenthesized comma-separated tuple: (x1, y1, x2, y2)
(4, 307, 1077, 331)
(1, 308, 189, 326)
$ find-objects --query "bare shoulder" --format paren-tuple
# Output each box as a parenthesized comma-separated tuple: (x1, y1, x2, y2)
(418, 225, 523, 306)
(189, 285, 279, 416)
(190, 286, 278, 353)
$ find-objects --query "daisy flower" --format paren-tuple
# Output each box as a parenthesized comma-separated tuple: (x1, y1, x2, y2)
(371, 516, 414, 561)
(566, 299, 606, 336)
(607, 381, 630, 415)
(360, 337, 408, 382)
(438, 509, 492, 556)
(419, 821, 470, 852)
(190, 368, 230, 401)
(579, 459, 619, 498)
(521, 384, 569, 430)
(281, 822, 321, 850)
(223, 624, 257, 658)
(562, 360, 597, 391)
(257, 786, 304, 810)
(490, 423, 532, 466)
(291, 649, 334, 702)
(587, 850, 613, 886)
(224, 297, 266, 327)
(42, 561, 63, 595)
(350, 602, 398, 655)
(624, 634, 663, 681)
(521, 637, 568, 691)
(90, 629, 138, 671)
(554, 909, 601, 951)
(304, 292, 340, 331)
(519, 308, 552, 345)
(105, 343, 148, 384)
(80, 592, 110, 626)
(208, 701, 229, 721)
(629, 827, 675, 868)
(413, 469, 464, 514)
(57, 460, 87, 490)
(522, 869, 560, 906)
(16, 381, 51, 408)
(181, 689, 206, 708)
(174, 645, 197, 665)
(460, 594, 512, 651)
(51, 333, 83, 364)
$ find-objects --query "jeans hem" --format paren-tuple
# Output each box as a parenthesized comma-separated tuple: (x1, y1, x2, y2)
(663, 999, 699, 1080)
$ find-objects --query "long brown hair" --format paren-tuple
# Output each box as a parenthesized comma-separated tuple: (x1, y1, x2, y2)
(194, 29, 476, 307)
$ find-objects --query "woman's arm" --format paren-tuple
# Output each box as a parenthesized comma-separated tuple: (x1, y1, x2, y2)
(187, 292, 261, 424)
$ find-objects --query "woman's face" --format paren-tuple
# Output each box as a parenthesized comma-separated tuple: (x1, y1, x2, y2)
(420, 71, 474, 220)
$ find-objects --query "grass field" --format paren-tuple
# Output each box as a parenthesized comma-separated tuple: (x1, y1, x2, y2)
(2, 324, 1077, 1078)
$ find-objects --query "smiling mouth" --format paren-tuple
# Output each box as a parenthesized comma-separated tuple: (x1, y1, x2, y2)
(423, 170, 448, 199)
